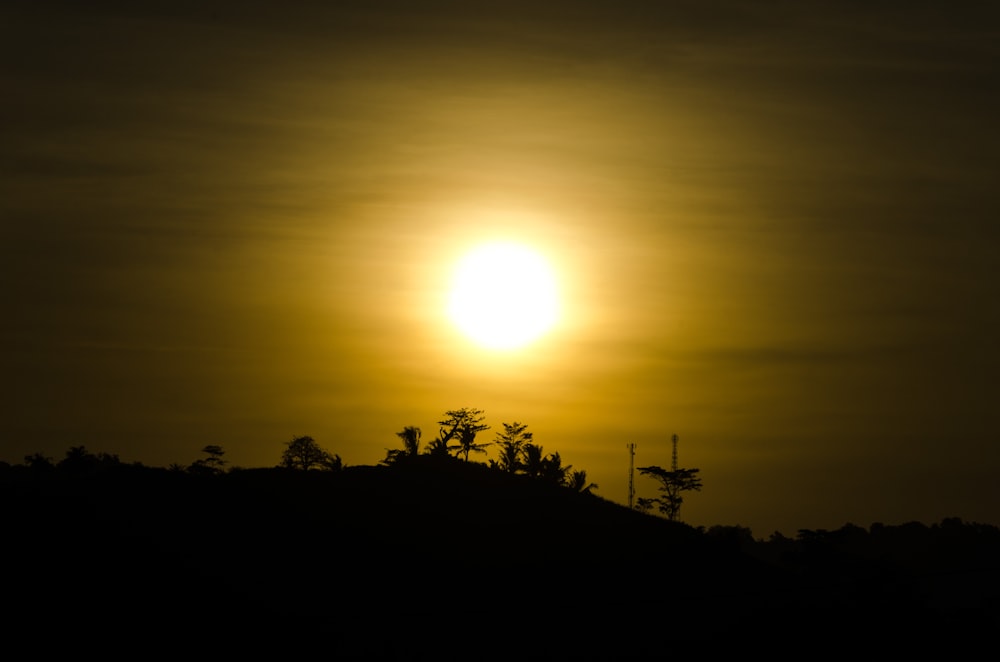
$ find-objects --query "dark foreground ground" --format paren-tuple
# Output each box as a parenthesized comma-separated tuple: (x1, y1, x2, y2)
(4, 458, 998, 657)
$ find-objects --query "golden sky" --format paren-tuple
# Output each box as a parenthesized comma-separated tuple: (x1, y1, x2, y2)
(2, 1, 998, 535)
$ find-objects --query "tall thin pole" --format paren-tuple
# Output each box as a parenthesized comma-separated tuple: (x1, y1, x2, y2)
(671, 434, 678, 472)
(627, 442, 636, 509)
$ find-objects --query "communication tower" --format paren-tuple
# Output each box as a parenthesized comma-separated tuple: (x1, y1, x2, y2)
(672, 434, 679, 471)
(627, 442, 636, 509)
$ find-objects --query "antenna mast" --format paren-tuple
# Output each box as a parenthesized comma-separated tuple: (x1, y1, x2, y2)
(627, 442, 636, 509)
(671, 434, 679, 471)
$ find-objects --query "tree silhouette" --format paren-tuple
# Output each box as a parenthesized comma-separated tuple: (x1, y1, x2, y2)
(521, 442, 544, 476)
(23, 453, 54, 472)
(58, 446, 99, 474)
(53, 446, 123, 475)
(637, 465, 702, 521)
(437, 408, 490, 461)
(189, 444, 227, 475)
(382, 426, 421, 465)
(490, 421, 533, 473)
(423, 431, 455, 457)
(281, 436, 342, 471)
(398, 426, 421, 456)
(635, 497, 655, 514)
(522, 443, 570, 485)
(567, 469, 598, 495)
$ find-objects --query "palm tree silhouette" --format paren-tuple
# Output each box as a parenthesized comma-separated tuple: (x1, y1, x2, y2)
(382, 426, 422, 465)
(567, 470, 598, 494)
(522, 443, 570, 485)
(397, 426, 421, 456)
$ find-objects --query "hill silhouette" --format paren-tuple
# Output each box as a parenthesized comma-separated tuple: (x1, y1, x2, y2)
(4, 456, 998, 656)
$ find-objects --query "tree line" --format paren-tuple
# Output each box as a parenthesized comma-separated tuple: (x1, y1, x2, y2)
(1, 407, 600, 493)
(4, 406, 709, 520)
(380, 407, 598, 494)
(5, 438, 342, 477)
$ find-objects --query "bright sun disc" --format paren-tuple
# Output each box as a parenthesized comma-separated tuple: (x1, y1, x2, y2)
(448, 242, 559, 350)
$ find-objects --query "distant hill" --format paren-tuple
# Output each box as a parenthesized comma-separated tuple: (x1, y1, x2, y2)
(3, 456, 998, 656)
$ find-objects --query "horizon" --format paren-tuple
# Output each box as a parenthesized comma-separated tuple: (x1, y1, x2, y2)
(3, 1, 998, 540)
(4, 422, 993, 540)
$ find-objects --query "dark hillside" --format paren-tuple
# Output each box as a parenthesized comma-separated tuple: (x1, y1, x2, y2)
(3, 458, 996, 656)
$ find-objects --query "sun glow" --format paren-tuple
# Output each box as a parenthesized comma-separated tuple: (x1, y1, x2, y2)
(447, 242, 560, 350)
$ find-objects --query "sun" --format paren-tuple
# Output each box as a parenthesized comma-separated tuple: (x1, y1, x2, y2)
(447, 241, 560, 350)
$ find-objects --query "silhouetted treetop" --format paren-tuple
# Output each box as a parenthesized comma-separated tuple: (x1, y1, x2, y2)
(522, 442, 570, 486)
(280, 436, 342, 471)
(637, 465, 702, 522)
(23, 453, 54, 472)
(490, 421, 532, 474)
(189, 444, 227, 475)
(436, 407, 490, 461)
(381, 426, 421, 466)
(568, 469, 598, 495)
